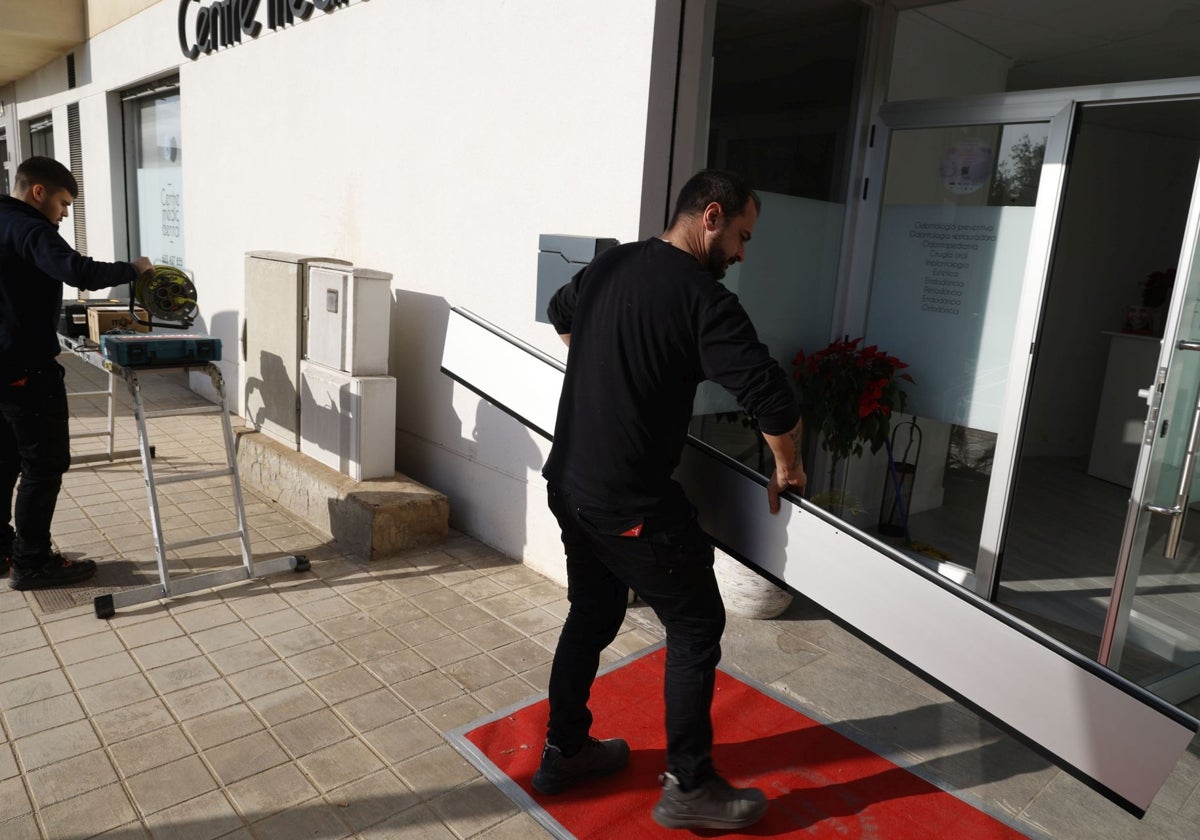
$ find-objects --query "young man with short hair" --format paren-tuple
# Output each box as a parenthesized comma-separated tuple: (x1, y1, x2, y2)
(0, 156, 153, 589)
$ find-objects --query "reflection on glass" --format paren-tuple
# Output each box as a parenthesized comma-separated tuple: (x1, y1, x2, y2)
(856, 123, 1046, 578)
(689, 1, 866, 473)
(126, 92, 184, 269)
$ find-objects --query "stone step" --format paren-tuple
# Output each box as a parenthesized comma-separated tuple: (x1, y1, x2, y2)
(235, 429, 449, 560)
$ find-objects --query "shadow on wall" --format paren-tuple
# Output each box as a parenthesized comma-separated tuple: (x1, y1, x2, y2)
(390, 288, 548, 558)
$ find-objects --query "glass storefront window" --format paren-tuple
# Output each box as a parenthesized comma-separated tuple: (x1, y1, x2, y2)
(123, 85, 183, 268)
(689, 0, 868, 474)
(0, 129, 8, 195)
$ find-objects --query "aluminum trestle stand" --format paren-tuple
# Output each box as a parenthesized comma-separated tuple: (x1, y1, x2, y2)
(93, 361, 308, 619)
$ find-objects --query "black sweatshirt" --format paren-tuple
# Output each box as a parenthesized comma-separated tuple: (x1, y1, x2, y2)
(543, 237, 799, 515)
(0, 195, 136, 377)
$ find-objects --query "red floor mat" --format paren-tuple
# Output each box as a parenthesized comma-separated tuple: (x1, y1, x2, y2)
(460, 646, 1028, 838)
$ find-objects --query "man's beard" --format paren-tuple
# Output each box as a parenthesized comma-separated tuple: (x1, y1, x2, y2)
(706, 241, 731, 279)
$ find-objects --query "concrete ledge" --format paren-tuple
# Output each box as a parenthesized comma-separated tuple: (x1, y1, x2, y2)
(236, 429, 449, 560)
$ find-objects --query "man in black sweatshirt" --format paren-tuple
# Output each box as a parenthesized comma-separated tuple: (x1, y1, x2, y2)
(0, 156, 152, 590)
(535, 170, 806, 830)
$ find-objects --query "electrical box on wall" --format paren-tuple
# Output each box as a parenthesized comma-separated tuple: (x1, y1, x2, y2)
(304, 264, 392, 375)
(299, 360, 397, 481)
(535, 234, 618, 324)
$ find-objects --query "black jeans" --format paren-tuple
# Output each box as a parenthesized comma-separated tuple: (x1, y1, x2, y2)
(545, 486, 726, 789)
(0, 363, 71, 569)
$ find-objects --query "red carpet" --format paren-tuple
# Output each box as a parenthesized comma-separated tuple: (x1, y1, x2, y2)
(459, 646, 1028, 838)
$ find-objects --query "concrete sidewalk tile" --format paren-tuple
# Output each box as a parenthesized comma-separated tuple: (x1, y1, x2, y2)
(189, 620, 258, 653)
(505, 607, 561, 637)
(333, 688, 411, 733)
(364, 649, 434, 685)
(2, 647, 59, 683)
(273, 709, 352, 757)
(392, 671, 463, 711)
(460, 621, 524, 651)
(26, 748, 119, 807)
(174, 603, 241, 634)
(116, 615, 184, 648)
(94, 697, 175, 744)
(79, 673, 155, 715)
(424, 695, 489, 733)
(472, 677, 539, 712)
(252, 796, 353, 839)
(66, 650, 142, 689)
(0, 608, 37, 634)
(0, 627, 46, 658)
(0, 812, 39, 840)
(0, 670, 72, 709)
(133, 635, 202, 670)
(41, 611, 101, 643)
(394, 746, 480, 799)
(355, 804, 458, 839)
(127, 754, 218, 816)
(413, 635, 481, 669)
(149, 658, 221, 695)
(245, 607, 311, 637)
(0, 744, 17, 780)
(248, 684, 326, 726)
(287, 645, 357, 680)
(16, 718, 102, 770)
(435, 603, 495, 632)
(227, 661, 300, 700)
(0, 775, 33, 821)
(477, 812, 553, 840)
(226, 763, 318, 818)
(265, 624, 333, 658)
(489, 639, 554, 674)
(144, 789, 244, 840)
(4, 692, 85, 739)
(207, 638, 278, 675)
(341, 629, 408, 662)
(441, 654, 510, 694)
(512, 581, 563, 607)
(327, 770, 420, 833)
(428, 778, 518, 838)
(293, 595, 360, 625)
(362, 717, 441, 765)
(39, 782, 137, 838)
(391, 617, 453, 647)
(411, 587, 469, 615)
(206, 731, 289, 785)
(184, 705, 263, 750)
(318, 613, 384, 642)
(309, 665, 386, 705)
(450, 577, 508, 603)
(340, 586, 400, 611)
(298, 738, 385, 792)
(109, 725, 196, 776)
(226, 591, 290, 619)
(164, 678, 241, 720)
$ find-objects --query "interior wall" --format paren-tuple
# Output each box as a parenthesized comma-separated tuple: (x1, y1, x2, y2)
(887, 9, 1010, 102)
(1023, 121, 1199, 458)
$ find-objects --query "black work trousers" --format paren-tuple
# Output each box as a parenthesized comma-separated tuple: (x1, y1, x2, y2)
(0, 363, 71, 568)
(545, 486, 726, 789)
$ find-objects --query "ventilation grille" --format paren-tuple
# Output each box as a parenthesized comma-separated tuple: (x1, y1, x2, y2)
(67, 102, 86, 255)
(67, 54, 76, 89)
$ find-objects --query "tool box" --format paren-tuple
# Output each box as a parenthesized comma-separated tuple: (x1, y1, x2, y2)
(99, 334, 222, 367)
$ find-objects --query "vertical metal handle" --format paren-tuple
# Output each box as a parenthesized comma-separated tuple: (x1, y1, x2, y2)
(1162, 340, 1200, 559)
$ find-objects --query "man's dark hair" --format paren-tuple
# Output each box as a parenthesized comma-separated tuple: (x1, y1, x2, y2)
(669, 169, 760, 227)
(15, 156, 78, 198)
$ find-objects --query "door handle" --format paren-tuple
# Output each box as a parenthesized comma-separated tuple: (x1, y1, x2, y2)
(1150, 341, 1200, 559)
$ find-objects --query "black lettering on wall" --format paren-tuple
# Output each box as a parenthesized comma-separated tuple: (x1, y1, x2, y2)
(241, 0, 262, 37)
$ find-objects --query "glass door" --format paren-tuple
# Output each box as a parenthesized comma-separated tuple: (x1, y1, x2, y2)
(1101, 154, 1200, 707)
(851, 98, 1075, 593)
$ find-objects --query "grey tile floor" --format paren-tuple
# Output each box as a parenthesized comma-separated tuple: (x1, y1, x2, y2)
(0, 355, 1197, 839)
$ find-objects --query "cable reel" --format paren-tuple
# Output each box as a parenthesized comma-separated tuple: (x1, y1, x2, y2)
(132, 265, 198, 329)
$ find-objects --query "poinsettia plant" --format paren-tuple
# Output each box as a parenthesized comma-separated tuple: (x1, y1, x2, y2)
(792, 337, 913, 490)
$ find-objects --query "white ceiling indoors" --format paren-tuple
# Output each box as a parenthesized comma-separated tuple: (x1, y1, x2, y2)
(901, 0, 1200, 91)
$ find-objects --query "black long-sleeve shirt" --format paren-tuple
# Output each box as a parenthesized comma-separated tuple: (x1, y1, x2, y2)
(0, 195, 136, 377)
(542, 237, 799, 515)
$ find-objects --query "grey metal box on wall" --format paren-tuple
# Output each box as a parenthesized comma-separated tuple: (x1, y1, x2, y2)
(305, 264, 393, 376)
(535, 234, 618, 324)
(243, 251, 350, 450)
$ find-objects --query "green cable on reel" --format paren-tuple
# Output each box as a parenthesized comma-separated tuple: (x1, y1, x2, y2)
(133, 264, 198, 328)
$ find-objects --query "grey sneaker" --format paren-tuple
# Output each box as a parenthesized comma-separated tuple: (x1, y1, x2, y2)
(531, 737, 630, 794)
(652, 772, 768, 830)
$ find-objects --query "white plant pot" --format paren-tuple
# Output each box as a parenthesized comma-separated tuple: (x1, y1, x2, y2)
(713, 548, 794, 619)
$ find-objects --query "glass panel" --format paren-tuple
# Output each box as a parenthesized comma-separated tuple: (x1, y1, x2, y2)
(853, 122, 1047, 573)
(28, 123, 52, 158)
(998, 101, 1200, 665)
(689, 0, 867, 473)
(0, 129, 8, 195)
(125, 91, 184, 268)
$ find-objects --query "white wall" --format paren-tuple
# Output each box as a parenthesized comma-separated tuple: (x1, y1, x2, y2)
(11, 0, 666, 582)
(888, 10, 1010, 102)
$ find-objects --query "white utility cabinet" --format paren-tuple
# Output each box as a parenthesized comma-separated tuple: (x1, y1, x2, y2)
(305, 264, 392, 376)
(299, 360, 397, 480)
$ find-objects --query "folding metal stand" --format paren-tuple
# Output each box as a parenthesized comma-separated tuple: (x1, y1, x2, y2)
(71, 355, 308, 619)
(58, 334, 141, 463)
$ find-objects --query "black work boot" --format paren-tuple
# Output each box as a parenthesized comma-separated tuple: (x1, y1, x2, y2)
(9, 552, 97, 591)
(652, 771, 768, 830)
(531, 737, 630, 794)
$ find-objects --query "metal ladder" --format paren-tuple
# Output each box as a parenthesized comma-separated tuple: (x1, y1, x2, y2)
(92, 360, 308, 618)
